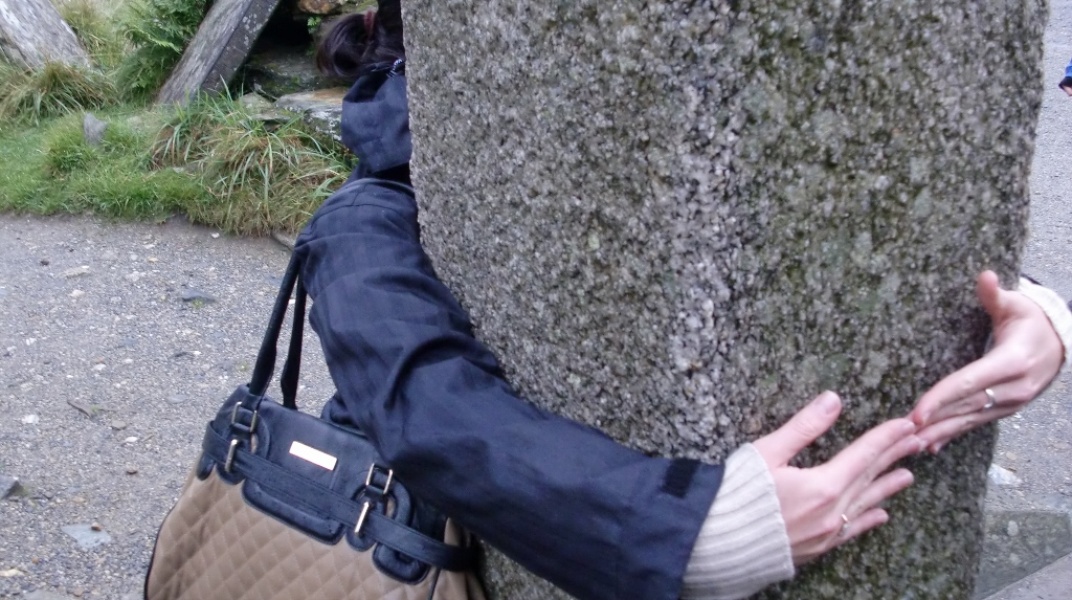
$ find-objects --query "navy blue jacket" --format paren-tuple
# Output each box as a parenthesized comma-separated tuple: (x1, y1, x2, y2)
(294, 68, 725, 600)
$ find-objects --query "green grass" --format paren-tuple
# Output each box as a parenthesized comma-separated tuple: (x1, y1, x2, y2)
(0, 61, 116, 125)
(151, 94, 350, 234)
(56, 0, 128, 70)
(116, 0, 209, 102)
(0, 0, 352, 236)
(0, 101, 351, 235)
(0, 110, 206, 220)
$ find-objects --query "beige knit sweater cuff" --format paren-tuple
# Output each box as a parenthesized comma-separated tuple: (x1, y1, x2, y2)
(681, 443, 794, 600)
(1018, 278, 1072, 369)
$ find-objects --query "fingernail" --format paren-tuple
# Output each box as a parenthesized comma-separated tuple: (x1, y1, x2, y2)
(913, 437, 926, 454)
(931, 443, 943, 454)
(820, 392, 840, 414)
(898, 420, 916, 435)
(900, 470, 915, 486)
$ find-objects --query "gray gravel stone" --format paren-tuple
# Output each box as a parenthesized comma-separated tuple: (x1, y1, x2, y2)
(61, 266, 89, 279)
(60, 524, 111, 550)
(82, 113, 108, 147)
(990, 464, 1024, 487)
(179, 289, 216, 303)
(24, 591, 76, 600)
(0, 475, 21, 499)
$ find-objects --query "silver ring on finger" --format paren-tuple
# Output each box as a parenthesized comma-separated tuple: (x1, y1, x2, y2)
(982, 387, 997, 411)
(839, 513, 851, 537)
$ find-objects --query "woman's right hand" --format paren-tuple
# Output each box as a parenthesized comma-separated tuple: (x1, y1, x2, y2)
(752, 391, 923, 565)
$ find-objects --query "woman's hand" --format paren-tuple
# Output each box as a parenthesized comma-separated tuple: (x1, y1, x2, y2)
(753, 391, 921, 565)
(909, 271, 1064, 453)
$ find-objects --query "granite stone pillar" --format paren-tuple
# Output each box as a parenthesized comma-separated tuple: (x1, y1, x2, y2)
(403, 1, 1045, 597)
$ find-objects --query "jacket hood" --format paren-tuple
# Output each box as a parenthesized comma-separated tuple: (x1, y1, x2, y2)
(341, 65, 411, 178)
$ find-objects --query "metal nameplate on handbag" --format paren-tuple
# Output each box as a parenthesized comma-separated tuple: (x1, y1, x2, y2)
(289, 440, 338, 471)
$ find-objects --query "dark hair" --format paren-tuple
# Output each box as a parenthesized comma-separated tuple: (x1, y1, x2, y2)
(316, 0, 405, 80)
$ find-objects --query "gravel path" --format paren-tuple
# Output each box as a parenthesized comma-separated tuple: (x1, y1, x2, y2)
(0, 216, 335, 599)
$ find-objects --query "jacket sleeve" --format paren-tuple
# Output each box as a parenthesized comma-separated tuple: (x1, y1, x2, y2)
(294, 179, 725, 600)
(1017, 277, 1072, 369)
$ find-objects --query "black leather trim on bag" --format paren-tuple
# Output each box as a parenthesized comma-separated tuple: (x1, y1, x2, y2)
(199, 417, 473, 573)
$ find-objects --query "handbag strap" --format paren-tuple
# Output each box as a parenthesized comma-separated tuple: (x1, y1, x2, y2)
(249, 177, 415, 409)
(278, 275, 306, 409)
(202, 424, 475, 571)
(249, 253, 301, 401)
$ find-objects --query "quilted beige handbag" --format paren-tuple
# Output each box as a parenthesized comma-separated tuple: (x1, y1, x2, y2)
(145, 254, 485, 600)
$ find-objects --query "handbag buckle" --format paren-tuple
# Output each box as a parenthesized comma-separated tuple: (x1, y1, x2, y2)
(224, 439, 239, 473)
(230, 403, 259, 434)
(354, 501, 372, 535)
(364, 464, 394, 495)
(223, 403, 259, 474)
(354, 464, 394, 535)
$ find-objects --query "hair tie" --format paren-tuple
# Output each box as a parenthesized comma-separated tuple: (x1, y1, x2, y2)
(363, 10, 377, 38)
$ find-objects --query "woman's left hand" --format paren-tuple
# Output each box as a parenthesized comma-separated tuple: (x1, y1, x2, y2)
(909, 270, 1064, 453)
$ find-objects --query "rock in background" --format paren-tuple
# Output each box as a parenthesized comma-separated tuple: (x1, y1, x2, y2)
(0, 0, 89, 69)
(157, 0, 285, 105)
(239, 0, 373, 98)
(404, 1, 1044, 598)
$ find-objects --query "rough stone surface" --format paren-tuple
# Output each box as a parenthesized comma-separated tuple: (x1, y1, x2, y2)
(241, 47, 339, 98)
(0, 0, 89, 69)
(157, 0, 285, 105)
(974, 511, 1072, 599)
(291, 0, 373, 17)
(276, 87, 347, 141)
(405, 1, 1045, 598)
(82, 113, 108, 148)
(297, 0, 346, 15)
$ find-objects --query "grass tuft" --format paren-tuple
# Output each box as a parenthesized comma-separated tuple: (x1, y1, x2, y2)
(55, 0, 127, 70)
(0, 61, 116, 124)
(151, 95, 350, 234)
